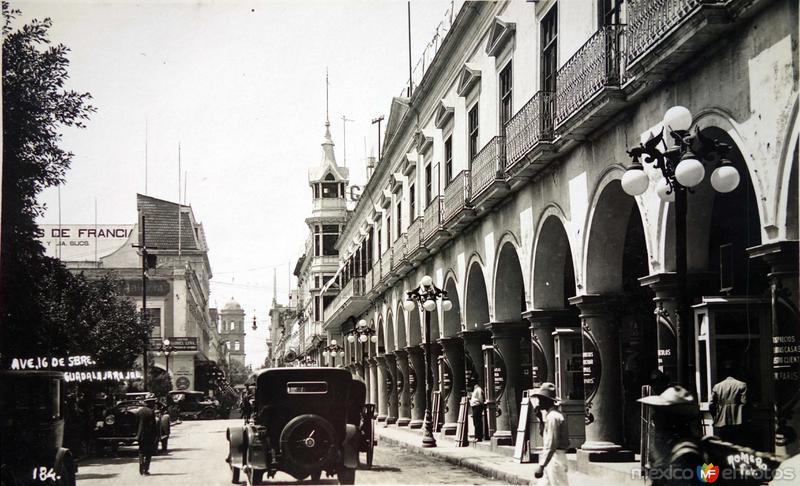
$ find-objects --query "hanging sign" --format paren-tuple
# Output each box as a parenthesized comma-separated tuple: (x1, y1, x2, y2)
(493, 349, 507, 398)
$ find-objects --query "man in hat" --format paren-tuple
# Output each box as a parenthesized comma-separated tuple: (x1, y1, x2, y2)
(638, 386, 703, 486)
(136, 398, 159, 475)
(532, 382, 569, 486)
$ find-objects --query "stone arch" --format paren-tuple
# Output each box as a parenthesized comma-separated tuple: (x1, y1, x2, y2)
(442, 273, 462, 337)
(464, 258, 490, 330)
(493, 240, 526, 322)
(386, 310, 396, 352)
(532, 214, 577, 309)
(396, 303, 408, 349)
(368, 318, 378, 356)
(777, 100, 799, 240)
(377, 316, 385, 355)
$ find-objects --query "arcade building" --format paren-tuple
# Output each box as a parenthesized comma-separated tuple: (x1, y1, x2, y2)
(276, 0, 798, 468)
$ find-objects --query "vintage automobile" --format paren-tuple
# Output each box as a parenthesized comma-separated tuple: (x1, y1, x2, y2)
(93, 392, 170, 453)
(167, 390, 219, 420)
(226, 368, 369, 485)
(0, 371, 77, 486)
(346, 379, 376, 469)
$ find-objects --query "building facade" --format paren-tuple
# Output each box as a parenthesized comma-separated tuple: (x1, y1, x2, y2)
(39, 194, 224, 392)
(313, 0, 798, 464)
(219, 297, 247, 366)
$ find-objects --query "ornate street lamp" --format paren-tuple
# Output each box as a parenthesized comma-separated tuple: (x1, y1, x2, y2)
(322, 339, 345, 367)
(404, 275, 453, 448)
(159, 338, 176, 389)
(252, 312, 258, 331)
(623, 106, 740, 386)
(347, 319, 379, 366)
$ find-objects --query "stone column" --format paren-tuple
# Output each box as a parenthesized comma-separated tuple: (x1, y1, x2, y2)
(569, 295, 634, 463)
(384, 353, 398, 425)
(395, 349, 412, 426)
(638, 273, 681, 384)
(486, 321, 528, 446)
(368, 357, 379, 406)
(460, 329, 492, 389)
(375, 355, 388, 422)
(524, 309, 578, 386)
(438, 336, 465, 436)
(407, 346, 425, 429)
(750, 241, 800, 458)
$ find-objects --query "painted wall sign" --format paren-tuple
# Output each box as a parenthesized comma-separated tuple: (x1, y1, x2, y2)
(464, 353, 478, 387)
(175, 376, 190, 390)
(37, 224, 135, 261)
(64, 370, 142, 382)
(655, 311, 677, 374)
(493, 349, 507, 398)
(122, 279, 170, 297)
(531, 338, 548, 387)
(9, 355, 96, 370)
(581, 330, 601, 401)
(149, 337, 198, 351)
(408, 364, 417, 395)
(441, 359, 453, 399)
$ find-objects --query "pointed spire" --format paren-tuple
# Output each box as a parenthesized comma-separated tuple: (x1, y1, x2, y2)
(321, 68, 337, 166)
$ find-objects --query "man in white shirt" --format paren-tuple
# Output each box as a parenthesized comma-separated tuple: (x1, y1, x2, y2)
(469, 383, 485, 442)
(532, 382, 569, 486)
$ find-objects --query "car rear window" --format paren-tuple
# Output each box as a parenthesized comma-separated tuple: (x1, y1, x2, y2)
(286, 381, 327, 394)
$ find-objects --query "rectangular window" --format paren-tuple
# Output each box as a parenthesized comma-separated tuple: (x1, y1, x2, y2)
(145, 308, 161, 337)
(287, 381, 328, 394)
(315, 275, 320, 289)
(425, 163, 432, 206)
(396, 200, 402, 236)
(541, 6, 558, 93)
(234, 340, 241, 351)
(499, 61, 513, 127)
(314, 225, 321, 256)
(409, 183, 416, 221)
(314, 296, 321, 321)
(386, 215, 392, 245)
(322, 224, 339, 256)
(468, 105, 479, 161)
(377, 227, 382, 256)
(444, 137, 453, 186)
(599, 0, 622, 25)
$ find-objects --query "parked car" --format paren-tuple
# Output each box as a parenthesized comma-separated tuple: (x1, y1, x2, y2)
(0, 370, 77, 486)
(93, 392, 170, 454)
(166, 390, 219, 420)
(226, 368, 368, 485)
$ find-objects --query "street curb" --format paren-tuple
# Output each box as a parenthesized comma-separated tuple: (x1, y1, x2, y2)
(377, 432, 530, 485)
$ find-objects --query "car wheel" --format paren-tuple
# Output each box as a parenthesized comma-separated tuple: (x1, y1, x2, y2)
(201, 408, 217, 420)
(337, 466, 356, 485)
(231, 466, 240, 484)
(161, 438, 168, 452)
(310, 470, 322, 483)
(279, 414, 337, 472)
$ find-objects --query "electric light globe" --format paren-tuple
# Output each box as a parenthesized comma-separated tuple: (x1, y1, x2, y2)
(442, 299, 453, 312)
(420, 275, 433, 287)
(371, 335, 378, 343)
(423, 299, 437, 312)
(358, 319, 367, 327)
(359, 334, 368, 343)
(674, 157, 705, 188)
(330, 339, 337, 346)
(347, 334, 356, 343)
(655, 178, 675, 202)
(621, 167, 649, 196)
(710, 164, 740, 193)
(403, 299, 416, 312)
(663, 106, 692, 132)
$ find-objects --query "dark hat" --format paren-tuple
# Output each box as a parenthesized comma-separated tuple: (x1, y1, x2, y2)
(531, 382, 560, 403)
(637, 386, 698, 415)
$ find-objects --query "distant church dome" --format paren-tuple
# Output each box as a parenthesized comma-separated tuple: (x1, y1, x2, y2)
(223, 297, 242, 311)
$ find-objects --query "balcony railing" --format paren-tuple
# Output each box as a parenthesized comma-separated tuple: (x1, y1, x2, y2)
(407, 217, 422, 254)
(555, 24, 624, 127)
(312, 197, 347, 212)
(627, 0, 714, 64)
(470, 136, 506, 197)
(443, 170, 471, 222)
(380, 249, 393, 280)
(364, 267, 375, 293)
(422, 197, 443, 240)
(303, 320, 323, 351)
(504, 91, 554, 168)
(392, 234, 407, 269)
(323, 277, 365, 322)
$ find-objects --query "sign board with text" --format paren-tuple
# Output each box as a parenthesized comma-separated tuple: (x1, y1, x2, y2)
(37, 224, 134, 261)
(149, 337, 198, 351)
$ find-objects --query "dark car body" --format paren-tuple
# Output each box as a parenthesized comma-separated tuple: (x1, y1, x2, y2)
(226, 368, 367, 485)
(167, 390, 219, 420)
(93, 393, 170, 453)
(0, 371, 77, 486)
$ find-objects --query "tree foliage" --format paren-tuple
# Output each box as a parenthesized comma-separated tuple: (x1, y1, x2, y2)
(221, 360, 252, 387)
(1, 4, 148, 369)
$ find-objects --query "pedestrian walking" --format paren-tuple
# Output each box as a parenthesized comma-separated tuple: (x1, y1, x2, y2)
(136, 398, 159, 475)
(709, 361, 748, 443)
(241, 392, 253, 424)
(531, 382, 569, 486)
(469, 382, 485, 442)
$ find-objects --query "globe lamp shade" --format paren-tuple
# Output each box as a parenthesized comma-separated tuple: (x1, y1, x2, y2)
(163, 339, 171, 347)
(403, 299, 416, 312)
(359, 334, 368, 343)
(420, 275, 433, 287)
(322, 350, 330, 357)
(621, 167, 649, 196)
(370, 335, 378, 343)
(339, 351, 345, 357)
(674, 157, 705, 188)
(663, 106, 692, 132)
(710, 164, 740, 193)
(358, 319, 367, 327)
(423, 298, 437, 312)
(442, 299, 453, 312)
(655, 178, 675, 202)
(347, 334, 356, 343)
(330, 339, 337, 346)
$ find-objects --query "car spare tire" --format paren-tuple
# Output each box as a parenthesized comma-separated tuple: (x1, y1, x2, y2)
(279, 414, 337, 472)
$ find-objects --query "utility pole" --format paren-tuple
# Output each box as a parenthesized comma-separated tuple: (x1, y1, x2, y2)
(133, 216, 158, 391)
(342, 115, 354, 166)
(371, 115, 384, 162)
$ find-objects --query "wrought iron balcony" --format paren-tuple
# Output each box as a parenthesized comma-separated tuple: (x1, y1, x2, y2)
(555, 25, 625, 132)
(406, 217, 427, 263)
(379, 248, 393, 282)
(443, 170, 472, 223)
(504, 90, 555, 174)
(423, 196, 443, 241)
(470, 136, 509, 210)
(391, 234, 408, 269)
(322, 278, 369, 330)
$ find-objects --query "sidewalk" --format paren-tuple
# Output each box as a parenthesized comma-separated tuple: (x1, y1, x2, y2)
(376, 425, 642, 486)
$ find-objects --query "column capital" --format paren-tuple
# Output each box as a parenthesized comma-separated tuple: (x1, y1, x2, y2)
(486, 321, 528, 338)
(748, 240, 799, 269)
(375, 355, 387, 365)
(522, 308, 578, 327)
(422, 341, 442, 354)
(437, 335, 463, 349)
(384, 353, 397, 365)
(394, 348, 408, 359)
(568, 294, 622, 316)
(405, 345, 423, 357)
(366, 357, 377, 367)
(458, 329, 491, 342)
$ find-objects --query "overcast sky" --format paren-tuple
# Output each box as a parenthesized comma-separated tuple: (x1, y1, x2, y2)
(20, 0, 456, 368)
